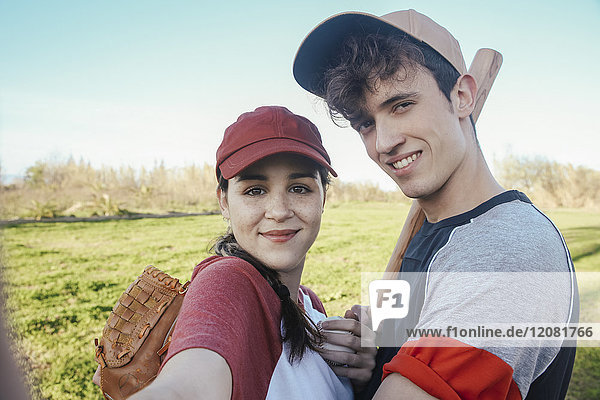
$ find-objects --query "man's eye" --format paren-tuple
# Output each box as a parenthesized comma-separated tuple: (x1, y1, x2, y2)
(393, 102, 413, 112)
(357, 119, 374, 134)
(245, 187, 265, 196)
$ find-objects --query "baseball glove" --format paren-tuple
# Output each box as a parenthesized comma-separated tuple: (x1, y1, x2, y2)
(93, 266, 189, 400)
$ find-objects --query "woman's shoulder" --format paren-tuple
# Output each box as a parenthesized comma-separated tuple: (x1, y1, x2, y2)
(187, 255, 278, 304)
(192, 255, 261, 281)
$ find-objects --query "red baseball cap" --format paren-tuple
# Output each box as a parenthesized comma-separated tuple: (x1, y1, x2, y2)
(216, 106, 337, 180)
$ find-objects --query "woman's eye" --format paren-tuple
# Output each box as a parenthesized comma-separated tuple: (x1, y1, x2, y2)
(245, 187, 265, 196)
(290, 186, 310, 194)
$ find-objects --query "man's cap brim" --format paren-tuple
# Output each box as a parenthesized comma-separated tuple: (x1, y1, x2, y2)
(294, 12, 413, 97)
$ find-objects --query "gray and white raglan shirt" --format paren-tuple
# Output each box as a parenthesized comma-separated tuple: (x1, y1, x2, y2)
(363, 191, 578, 400)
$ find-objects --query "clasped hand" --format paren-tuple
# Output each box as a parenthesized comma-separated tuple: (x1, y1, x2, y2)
(318, 305, 376, 391)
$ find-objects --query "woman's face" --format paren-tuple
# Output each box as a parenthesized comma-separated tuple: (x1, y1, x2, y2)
(219, 153, 325, 277)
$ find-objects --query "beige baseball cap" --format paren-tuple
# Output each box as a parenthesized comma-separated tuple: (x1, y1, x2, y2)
(293, 9, 467, 97)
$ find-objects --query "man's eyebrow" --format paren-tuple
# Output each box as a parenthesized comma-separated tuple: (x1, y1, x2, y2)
(377, 92, 418, 111)
(347, 112, 367, 128)
(346, 92, 419, 128)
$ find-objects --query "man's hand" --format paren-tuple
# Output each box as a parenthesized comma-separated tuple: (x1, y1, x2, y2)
(319, 305, 377, 391)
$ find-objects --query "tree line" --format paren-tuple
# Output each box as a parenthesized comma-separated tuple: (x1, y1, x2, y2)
(1, 155, 598, 220)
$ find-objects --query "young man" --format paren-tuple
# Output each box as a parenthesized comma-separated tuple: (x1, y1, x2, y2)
(293, 10, 578, 400)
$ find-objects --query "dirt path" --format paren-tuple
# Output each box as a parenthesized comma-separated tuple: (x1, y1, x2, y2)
(0, 211, 220, 227)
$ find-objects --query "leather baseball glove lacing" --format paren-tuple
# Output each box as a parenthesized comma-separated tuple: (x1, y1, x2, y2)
(93, 266, 189, 400)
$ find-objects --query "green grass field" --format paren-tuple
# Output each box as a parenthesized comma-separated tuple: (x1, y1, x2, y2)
(1, 202, 599, 399)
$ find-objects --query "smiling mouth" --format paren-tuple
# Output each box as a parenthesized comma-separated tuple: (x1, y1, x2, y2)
(260, 229, 300, 243)
(391, 151, 422, 170)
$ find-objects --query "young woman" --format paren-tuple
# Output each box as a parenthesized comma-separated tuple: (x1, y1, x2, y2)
(130, 106, 372, 399)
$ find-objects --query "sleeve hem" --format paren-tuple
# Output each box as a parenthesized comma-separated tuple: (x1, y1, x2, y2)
(382, 352, 461, 400)
(382, 337, 522, 400)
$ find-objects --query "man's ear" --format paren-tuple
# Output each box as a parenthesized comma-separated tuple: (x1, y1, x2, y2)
(455, 74, 477, 118)
(217, 187, 230, 219)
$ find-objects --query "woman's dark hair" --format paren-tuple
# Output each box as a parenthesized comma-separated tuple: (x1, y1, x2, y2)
(212, 160, 330, 363)
(323, 31, 475, 133)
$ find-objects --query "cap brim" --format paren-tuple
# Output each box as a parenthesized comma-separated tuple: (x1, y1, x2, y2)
(219, 138, 338, 179)
(293, 12, 408, 97)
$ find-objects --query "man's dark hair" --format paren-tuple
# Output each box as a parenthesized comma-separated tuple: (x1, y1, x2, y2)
(322, 31, 474, 130)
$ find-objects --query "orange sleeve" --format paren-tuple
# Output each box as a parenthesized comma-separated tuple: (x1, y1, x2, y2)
(382, 337, 522, 400)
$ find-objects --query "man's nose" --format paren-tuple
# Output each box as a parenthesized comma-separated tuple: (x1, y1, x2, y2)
(375, 119, 405, 154)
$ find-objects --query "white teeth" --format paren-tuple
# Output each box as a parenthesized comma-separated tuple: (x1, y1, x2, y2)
(392, 152, 421, 169)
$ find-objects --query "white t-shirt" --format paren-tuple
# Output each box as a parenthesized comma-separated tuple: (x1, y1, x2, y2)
(266, 289, 354, 400)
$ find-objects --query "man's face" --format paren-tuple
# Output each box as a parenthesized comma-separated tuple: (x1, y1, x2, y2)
(350, 67, 470, 201)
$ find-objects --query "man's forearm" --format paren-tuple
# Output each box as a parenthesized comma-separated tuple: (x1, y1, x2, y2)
(373, 373, 439, 400)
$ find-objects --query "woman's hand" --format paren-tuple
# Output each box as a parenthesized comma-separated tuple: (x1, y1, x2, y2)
(319, 305, 377, 392)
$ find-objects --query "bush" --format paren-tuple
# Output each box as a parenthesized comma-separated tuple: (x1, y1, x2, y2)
(1, 158, 220, 219)
(495, 155, 600, 209)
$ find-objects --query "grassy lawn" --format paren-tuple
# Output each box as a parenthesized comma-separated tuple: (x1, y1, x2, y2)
(1, 202, 598, 399)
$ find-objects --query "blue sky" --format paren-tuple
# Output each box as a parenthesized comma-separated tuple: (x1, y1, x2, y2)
(1, 0, 599, 190)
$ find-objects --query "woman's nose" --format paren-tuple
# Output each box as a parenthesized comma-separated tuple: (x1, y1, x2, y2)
(264, 192, 294, 221)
